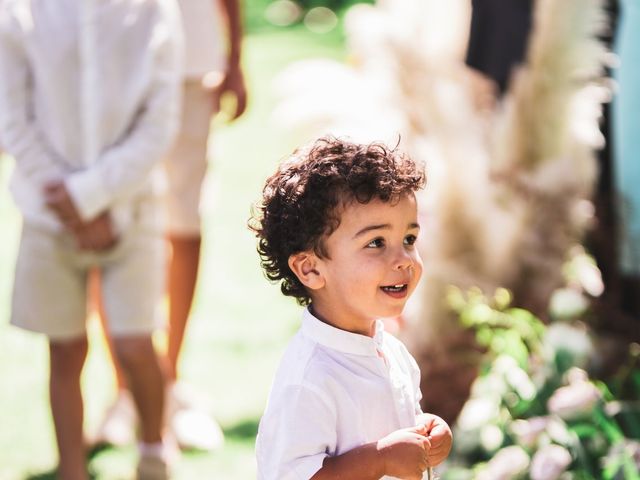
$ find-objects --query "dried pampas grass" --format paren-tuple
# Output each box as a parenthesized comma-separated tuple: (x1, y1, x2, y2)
(271, 0, 608, 422)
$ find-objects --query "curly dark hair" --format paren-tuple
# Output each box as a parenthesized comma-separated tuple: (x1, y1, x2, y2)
(249, 136, 426, 305)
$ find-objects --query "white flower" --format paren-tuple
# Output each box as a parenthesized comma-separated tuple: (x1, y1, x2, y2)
(492, 354, 536, 400)
(493, 354, 519, 373)
(544, 323, 593, 368)
(546, 417, 572, 445)
(549, 288, 589, 319)
(604, 440, 640, 472)
(471, 372, 509, 398)
(457, 397, 500, 431)
(506, 365, 536, 401)
(547, 380, 601, 420)
(566, 367, 589, 384)
(480, 424, 504, 453)
(477, 445, 530, 480)
(572, 250, 605, 296)
(530, 444, 572, 480)
(510, 416, 549, 448)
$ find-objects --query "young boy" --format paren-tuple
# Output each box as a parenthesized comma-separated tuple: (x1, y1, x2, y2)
(251, 137, 452, 479)
(0, 0, 182, 478)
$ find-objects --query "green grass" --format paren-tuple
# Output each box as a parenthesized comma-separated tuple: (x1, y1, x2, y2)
(0, 26, 344, 480)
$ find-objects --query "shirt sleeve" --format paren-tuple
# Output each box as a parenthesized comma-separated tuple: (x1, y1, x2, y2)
(0, 12, 66, 188)
(65, 2, 184, 221)
(256, 384, 337, 480)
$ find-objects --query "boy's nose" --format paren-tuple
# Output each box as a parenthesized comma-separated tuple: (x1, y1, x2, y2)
(393, 248, 414, 270)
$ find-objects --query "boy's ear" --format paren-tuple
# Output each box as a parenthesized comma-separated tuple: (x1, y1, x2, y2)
(288, 251, 325, 290)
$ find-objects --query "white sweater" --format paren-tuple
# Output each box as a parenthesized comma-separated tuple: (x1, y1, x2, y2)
(0, 0, 184, 232)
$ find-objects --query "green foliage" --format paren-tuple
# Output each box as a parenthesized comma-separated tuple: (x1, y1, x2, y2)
(286, 0, 373, 11)
(444, 287, 640, 480)
(244, 0, 374, 33)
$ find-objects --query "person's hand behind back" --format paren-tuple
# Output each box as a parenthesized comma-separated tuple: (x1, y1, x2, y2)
(43, 179, 118, 251)
(73, 212, 118, 251)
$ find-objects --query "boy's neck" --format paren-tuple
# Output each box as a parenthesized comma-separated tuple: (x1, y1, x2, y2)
(308, 303, 377, 337)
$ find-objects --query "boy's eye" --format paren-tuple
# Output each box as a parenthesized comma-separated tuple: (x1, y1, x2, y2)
(404, 234, 417, 246)
(366, 238, 385, 248)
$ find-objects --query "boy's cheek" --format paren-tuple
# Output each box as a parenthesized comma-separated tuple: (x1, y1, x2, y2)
(413, 254, 424, 277)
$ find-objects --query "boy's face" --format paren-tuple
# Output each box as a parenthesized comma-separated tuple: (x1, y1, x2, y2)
(306, 193, 423, 336)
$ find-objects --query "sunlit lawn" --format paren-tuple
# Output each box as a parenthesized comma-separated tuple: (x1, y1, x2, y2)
(0, 26, 344, 480)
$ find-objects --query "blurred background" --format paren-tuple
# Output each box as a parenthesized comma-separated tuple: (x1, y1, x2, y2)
(1, 0, 639, 479)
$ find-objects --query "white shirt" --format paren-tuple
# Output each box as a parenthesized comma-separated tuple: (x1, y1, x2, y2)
(0, 0, 183, 232)
(256, 308, 424, 480)
(177, 0, 225, 78)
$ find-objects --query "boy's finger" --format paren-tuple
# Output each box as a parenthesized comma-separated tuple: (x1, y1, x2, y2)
(428, 442, 450, 454)
(422, 435, 431, 452)
(408, 424, 428, 435)
(429, 422, 451, 435)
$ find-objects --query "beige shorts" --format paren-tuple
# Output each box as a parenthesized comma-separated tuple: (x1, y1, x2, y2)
(164, 79, 217, 236)
(11, 216, 166, 341)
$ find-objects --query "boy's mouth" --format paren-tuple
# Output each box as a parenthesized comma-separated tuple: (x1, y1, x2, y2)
(381, 284, 408, 297)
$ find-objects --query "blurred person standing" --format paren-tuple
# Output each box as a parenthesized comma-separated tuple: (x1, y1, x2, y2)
(612, 0, 640, 325)
(94, 0, 247, 452)
(0, 0, 183, 478)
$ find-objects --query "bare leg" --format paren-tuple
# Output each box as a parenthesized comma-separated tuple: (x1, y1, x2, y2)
(49, 336, 89, 480)
(89, 269, 128, 390)
(113, 335, 166, 443)
(166, 235, 201, 382)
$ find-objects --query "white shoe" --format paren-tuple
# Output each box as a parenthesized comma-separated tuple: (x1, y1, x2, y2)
(136, 454, 170, 480)
(136, 436, 180, 480)
(166, 382, 224, 451)
(91, 389, 137, 447)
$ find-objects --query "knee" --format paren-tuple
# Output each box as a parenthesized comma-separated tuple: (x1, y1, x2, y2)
(49, 337, 88, 377)
(112, 335, 156, 370)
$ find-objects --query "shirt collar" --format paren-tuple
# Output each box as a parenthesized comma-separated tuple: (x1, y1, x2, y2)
(301, 307, 385, 356)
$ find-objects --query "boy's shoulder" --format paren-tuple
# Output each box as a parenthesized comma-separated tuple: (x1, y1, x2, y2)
(0, 3, 32, 49)
(0, 0, 27, 32)
(278, 323, 390, 390)
(381, 330, 421, 369)
(124, 0, 178, 19)
(275, 329, 339, 385)
(150, 0, 182, 21)
(2, 0, 22, 10)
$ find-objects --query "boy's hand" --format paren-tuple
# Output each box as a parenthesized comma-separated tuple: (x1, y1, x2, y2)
(377, 425, 431, 480)
(43, 179, 83, 230)
(72, 212, 118, 251)
(416, 413, 453, 467)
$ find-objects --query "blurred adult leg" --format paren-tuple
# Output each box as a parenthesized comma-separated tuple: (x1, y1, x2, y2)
(112, 335, 166, 444)
(161, 81, 224, 451)
(163, 80, 213, 382)
(91, 271, 138, 447)
(166, 235, 201, 381)
(49, 336, 89, 480)
(96, 215, 169, 454)
(91, 269, 129, 389)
